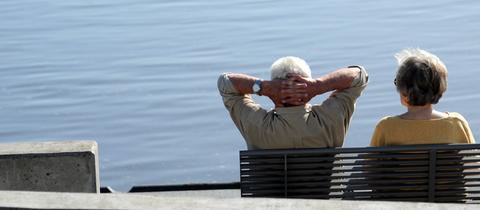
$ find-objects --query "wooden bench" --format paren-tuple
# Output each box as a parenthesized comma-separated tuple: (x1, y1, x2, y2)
(240, 144, 480, 203)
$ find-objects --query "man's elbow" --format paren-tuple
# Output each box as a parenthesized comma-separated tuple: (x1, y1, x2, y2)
(217, 73, 230, 92)
(217, 72, 240, 96)
(348, 66, 368, 87)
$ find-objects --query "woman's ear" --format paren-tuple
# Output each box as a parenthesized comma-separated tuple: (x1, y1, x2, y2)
(400, 94, 410, 107)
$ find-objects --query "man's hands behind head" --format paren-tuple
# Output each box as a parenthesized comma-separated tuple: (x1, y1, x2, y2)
(261, 74, 317, 107)
(279, 74, 317, 106)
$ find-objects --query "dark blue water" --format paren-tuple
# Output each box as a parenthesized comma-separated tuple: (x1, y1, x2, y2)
(1, 0, 479, 191)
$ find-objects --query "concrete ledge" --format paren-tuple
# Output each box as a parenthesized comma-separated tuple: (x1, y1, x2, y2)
(0, 190, 477, 210)
(0, 140, 99, 193)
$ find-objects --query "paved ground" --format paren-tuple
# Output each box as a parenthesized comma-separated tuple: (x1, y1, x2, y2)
(0, 190, 478, 210)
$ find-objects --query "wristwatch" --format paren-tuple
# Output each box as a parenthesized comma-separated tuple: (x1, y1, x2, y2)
(252, 79, 262, 95)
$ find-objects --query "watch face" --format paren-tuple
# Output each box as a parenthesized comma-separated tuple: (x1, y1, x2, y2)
(253, 83, 260, 92)
(253, 79, 262, 94)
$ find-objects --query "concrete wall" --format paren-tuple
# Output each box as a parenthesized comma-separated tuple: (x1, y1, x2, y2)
(0, 140, 99, 193)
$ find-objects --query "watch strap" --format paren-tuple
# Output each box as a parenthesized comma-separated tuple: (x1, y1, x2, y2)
(253, 79, 262, 95)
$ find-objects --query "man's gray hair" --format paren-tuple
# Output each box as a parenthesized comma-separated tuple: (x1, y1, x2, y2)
(270, 56, 312, 80)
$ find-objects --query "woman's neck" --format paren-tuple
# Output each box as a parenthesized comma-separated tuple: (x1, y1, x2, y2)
(400, 104, 447, 120)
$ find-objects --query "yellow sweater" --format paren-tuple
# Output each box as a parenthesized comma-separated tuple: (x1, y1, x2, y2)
(370, 112, 475, 146)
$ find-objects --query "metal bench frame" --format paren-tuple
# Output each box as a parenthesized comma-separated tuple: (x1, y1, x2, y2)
(240, 144, 480, 203)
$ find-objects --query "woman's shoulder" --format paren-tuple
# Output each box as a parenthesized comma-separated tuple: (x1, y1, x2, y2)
(377, 115, 402, 122)
(375, 115, 402, 127)
(446, 112, 468, 122)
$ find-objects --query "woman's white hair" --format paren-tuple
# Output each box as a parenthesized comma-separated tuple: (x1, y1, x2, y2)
(395, 48, 447, 71)
(270, 56, 312, 80)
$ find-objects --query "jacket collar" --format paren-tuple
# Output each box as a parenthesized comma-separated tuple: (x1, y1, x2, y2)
(274, 104, 311, 114)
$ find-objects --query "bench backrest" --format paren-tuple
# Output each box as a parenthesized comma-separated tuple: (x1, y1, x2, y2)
(240, 144, 480, 203)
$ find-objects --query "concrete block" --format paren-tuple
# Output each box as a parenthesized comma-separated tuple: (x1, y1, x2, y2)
(0, 140, 99, 193)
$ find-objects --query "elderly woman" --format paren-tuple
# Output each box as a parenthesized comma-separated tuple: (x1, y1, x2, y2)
(370, 48, 475, 146)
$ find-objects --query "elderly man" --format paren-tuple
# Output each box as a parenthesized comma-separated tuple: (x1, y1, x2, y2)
(218, 56, 368, 149)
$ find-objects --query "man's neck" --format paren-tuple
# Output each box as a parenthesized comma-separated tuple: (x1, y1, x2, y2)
(275, 103, 307, 108)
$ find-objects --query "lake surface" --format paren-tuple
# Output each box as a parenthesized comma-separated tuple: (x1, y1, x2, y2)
(1, 0, 480, 191)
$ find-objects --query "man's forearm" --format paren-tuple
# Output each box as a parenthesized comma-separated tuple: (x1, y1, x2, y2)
(223, 73, 284, 107)
(225, 73, 279, 97)
(311, 67, 361, 95)
(225, 73, 258, 94)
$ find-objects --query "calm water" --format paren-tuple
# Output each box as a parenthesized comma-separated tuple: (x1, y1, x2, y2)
(1, 0, 480, 191)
